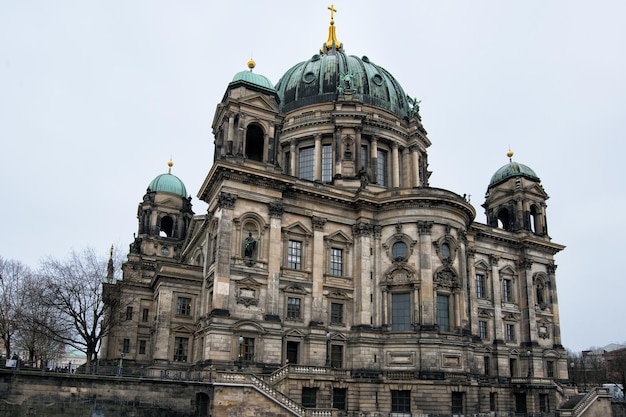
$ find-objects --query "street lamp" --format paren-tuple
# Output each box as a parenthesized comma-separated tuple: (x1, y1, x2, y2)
(570, 361, 575, 386)
(238, 336, 244, 371)
(527, 350, 532, 377)
(117, 353, 125, 377)
(325, 331, 331, 367)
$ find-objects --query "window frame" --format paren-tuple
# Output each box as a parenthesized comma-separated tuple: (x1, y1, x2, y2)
(298, 146, 315, 181)
(287, 239, 303, 270)
(479, 320, 488, 340)
(173, 336, 189, 362)
(286, 296, 302, 321)
(437, 293, 451, 332)
(506, 323, 516, 342)
(376, 148, 388, 186)
(391, 291, 412, 331)
(391, 390, 411, 413)
(176, 296, 192, 317)
(476, 273, 486, 299)
(329, 247, 343, 277)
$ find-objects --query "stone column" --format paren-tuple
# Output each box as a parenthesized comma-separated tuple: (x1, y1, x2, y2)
(266, 200, 284, 319)
(335, 127, 342, 177)
(314, 134, 322, 181)
(227, 113, 235, 155)
(370, 136, 378, 183)
(547, 262, 562, 346)
(402, 147, 410, 187)
(417, 221, 434, 326)
(289, 140, 296, 176)
(467, 249, 479, 335)
(355, 128, 362, 169)
(519, 257, 539, 348)
(353, 222, 374, 327)
(212, 192, 237, 312)
(391, 143, 400, 188)
(311, 216, 326, 323)
(490, 255, 504, 342)
(152, 289, 173, 362)
(411, 146, 420, 187)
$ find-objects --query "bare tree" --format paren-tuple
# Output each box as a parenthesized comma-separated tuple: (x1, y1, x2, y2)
(605, 348, 626, 396)
(0, 256, 31, 358)
(38, 247, 123, 369)
(15, 274, 66, 367)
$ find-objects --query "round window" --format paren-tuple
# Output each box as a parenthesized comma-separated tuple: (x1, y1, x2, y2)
(392, 241, 408, 261)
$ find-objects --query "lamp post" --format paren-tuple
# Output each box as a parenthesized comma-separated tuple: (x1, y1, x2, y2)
(570, 361, 575, 386)
(238, 336, 244, 371)
(117, 353, 125, 377)
(325, 331, 331, 367)
(527, 350, 532, 377)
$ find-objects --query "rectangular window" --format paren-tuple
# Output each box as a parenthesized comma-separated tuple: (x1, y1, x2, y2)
(503, 279, 513, 302)
(333, 388, 347, 411)
(287, 297, 301, 320)
(287, 240, 302, 270)
(484, 356, 490, 376)
(125, 306, 133, 320)
(173, 337, 189, 362)
(142, 308, 149, 322)
(242, 337, 255, 361)
(391, 390, 411, 413)
(546, 360, 555, 378)
(330, 344, 343, 368)
(377, 149, 388, 186)
(451, 392, 464, 414)
(122, 338, 130, 354)
(539, 393, 549, 412)
(330, 302, 344, 324)
(476, 274, 485, 298)
(391, 292, 411, 331)
(479, 321, 488, 339)
(298, 146, 314, 180)
(329, 247, 343, 276)
(489, 393, 496, 411)
(322, 144, 332, 182)
(302, 387, 317, 408)
(437, 294, 450, 332)
(360, 145, 368, 169)
(510, 358, 518, 377)
(176, 297, 192, 316)
(139, 340, 147, 355)
(506, 323, 515, 342)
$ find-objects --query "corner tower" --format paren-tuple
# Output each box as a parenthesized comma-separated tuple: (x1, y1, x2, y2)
(131, 160, 194, 260)
(483, 150, 550, 236)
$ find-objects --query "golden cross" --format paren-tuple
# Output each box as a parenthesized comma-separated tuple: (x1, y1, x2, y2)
(328, 4, 337, 20)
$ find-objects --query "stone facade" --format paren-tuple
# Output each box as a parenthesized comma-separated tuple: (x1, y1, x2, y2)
(102, 11, 571, 416)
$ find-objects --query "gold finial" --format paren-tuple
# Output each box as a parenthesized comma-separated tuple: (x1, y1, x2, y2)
(507, 149, 514, 161)
(168, 159, 173, 174)
(247, 58, 256, 71)
(324, 4, 341, 51)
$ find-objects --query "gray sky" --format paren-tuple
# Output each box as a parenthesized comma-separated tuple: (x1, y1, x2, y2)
(1, 1, 624, 353)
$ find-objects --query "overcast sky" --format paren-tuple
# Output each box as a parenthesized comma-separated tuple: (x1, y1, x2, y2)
(1, 1, 624, 353)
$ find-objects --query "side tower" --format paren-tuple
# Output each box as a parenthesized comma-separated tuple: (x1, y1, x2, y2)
(483, 150, 549, 236)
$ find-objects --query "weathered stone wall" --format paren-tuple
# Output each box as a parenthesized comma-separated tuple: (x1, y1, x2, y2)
(0, 370, 297, 417)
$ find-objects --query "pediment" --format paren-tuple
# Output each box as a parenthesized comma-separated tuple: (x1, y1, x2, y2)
(172, 325, 195, 334)
(241, 95, 278, 112)
(325, 230, 352, 244)
(283, 222, 312, 237)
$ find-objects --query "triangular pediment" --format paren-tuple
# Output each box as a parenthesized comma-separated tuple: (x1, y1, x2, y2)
(325, 230, 352, 244)
(172, 325, 195, 334)
(283, 222, 312, 237)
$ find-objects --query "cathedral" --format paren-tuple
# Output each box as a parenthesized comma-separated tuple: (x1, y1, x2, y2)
(103, 7, 569, 415)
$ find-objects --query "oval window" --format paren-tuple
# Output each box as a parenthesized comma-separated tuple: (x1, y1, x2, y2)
(392, 241, 408, 261)
(441, 243, 451, 260)
(303, 72, 316, 83)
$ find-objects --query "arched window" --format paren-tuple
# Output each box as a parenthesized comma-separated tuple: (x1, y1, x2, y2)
(530, 205, 541, 234)
(160, 216, 174, 237)
(392, 241, 408, 261)
(441, 243, 451, 260)
(245, 124, 264, 162)
(497, 208, 510, 230)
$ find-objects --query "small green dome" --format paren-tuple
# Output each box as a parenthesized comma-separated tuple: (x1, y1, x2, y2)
(231, 70, 276, 92)
(148, 173, 188, 198)
(489, 161, 540, 187)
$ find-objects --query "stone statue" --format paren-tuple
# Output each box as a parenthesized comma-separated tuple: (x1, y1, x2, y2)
(342, 72, 354, 90)
(407, 96, 421, 117)
(244, 232, 256, 258)
(358, 166, 371, 190)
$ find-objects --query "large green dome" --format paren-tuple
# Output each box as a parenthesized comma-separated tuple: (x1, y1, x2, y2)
(489, 161, 540, 187)
(275, 50, 412, 118)
(147, 173, 188, 198)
